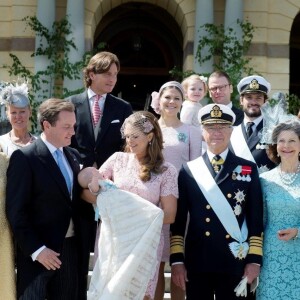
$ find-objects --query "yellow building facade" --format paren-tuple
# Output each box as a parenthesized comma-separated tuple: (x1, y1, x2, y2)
(0, 0, 299, 103)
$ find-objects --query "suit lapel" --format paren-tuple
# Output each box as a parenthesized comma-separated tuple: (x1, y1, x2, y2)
(96, 94, 118, 145)
(203, 152, 216, 179)
(35, 139, 71, 200)
(75, 91, 95, 145)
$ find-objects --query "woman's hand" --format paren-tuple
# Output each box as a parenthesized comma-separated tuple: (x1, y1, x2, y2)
(277, 228, 298, 241)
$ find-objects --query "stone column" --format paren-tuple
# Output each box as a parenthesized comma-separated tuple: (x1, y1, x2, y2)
(193, 0, 214, 74)
(63, 0, 85, 93)
(224, 0, 244, 69)
(224, 0, 244, 40)
(34, 0, 55, 102)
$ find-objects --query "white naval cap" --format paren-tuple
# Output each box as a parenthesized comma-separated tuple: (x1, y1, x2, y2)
(198, 104, 236, 125)
(237, 75, 271, 96)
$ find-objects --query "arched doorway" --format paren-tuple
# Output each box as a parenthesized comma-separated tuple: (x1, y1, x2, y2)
(290, 13, 300, 98)
(93, 2, 183, 110)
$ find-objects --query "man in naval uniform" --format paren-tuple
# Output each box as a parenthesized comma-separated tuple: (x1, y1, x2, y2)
(170, 104, 263, 300)
(230, 75, 276, 173)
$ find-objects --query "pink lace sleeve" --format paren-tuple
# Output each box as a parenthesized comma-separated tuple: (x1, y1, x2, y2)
(160, 163, 179, 198)
(189, 125, 202, 160)
(99, 152, 119, 180)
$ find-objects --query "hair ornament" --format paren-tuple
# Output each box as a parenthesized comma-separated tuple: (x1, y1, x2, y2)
(199, 75, 208, 83)
(120, 113, 154, 138)
(141, 114, 154, 133)
(150, 81, 184, 115)
(0, 80, 29, 107)
(260, 92, 297, 144)
(150, 91, 160, 114)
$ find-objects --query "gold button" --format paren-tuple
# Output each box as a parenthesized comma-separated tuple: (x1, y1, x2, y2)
(226, 234, 230, 239)
(206, 205, 211, 209)
(205, 231, 210, 236)
(206, 218, 210, 222)
(227, 193, 232, 198)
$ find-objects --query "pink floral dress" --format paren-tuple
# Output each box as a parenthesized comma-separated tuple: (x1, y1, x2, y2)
(99, 152, 178, 298)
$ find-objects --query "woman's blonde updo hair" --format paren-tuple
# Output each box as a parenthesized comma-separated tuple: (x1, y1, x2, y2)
(121, 111, 165, 181)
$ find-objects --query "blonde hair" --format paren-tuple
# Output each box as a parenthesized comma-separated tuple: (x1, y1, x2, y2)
(181, 74, 208, 96)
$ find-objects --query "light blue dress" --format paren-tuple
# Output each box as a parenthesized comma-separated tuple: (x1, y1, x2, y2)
(257, 167, 300, 300)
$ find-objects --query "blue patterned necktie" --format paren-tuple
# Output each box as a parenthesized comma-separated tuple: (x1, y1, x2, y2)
(55, 149, 72, 194)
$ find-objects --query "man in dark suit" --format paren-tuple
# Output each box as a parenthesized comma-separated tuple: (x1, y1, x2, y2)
(170, 104, 263, 300)
(6, 99, 91, 300)
(68, 51, 133, 259)
(68, 51, 133, 169)
(208, 70, 244, 126)
(230, 75, 276, 173)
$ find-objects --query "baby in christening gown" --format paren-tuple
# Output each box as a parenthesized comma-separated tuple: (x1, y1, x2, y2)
(78, 167, 164, 300)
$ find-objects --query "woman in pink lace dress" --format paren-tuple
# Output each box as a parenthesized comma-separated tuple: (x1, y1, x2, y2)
(151, 81, 202, 300)
(82, 111, 178, 300)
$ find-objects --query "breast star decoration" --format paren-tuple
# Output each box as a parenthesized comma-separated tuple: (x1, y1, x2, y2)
(233, 189, 246, 216)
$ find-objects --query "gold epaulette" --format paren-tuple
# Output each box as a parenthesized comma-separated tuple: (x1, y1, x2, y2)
(248, 234, 263, 256)
(170, 235, 184, 254)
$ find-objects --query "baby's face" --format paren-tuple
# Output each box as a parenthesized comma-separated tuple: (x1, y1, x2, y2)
(186, 80, 206, 102)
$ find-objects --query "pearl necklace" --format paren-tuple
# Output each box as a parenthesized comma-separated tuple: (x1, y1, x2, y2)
(279, 163, 300, 186)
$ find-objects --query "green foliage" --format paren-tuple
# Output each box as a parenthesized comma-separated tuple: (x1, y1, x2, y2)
(196, 20, 256, 88)
(170, 20, 257, 104)
(286, 93, 300, 115)
(2, 16, 105, 131)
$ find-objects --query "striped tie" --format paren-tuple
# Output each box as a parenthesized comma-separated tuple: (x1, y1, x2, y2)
(92, 95, 102, 126)
(246, 122, 254, 139)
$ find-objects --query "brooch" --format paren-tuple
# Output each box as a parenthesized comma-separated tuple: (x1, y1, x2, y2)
(177, 132, 188, 143)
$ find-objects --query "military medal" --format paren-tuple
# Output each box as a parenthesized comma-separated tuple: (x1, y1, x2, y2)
(232, 166, 242, 180)
(256, 143, 269, 150)
(258, 165, 269, 174)
(241, 165, 252, 182)
(237, 244, 245, 260)
(234, 189, 246, 203)
(234, 204, 242, 216)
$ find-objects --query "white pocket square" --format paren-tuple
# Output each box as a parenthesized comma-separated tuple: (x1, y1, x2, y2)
(111, 120, 120, 123)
